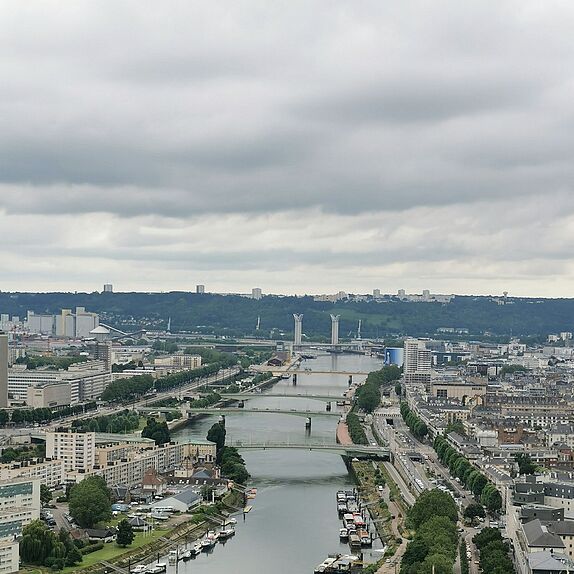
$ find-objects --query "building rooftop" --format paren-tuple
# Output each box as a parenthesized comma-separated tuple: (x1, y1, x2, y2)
(522, 519, 565, 549)
(527, 551, 574, 573)
(90, 326, 111, 335)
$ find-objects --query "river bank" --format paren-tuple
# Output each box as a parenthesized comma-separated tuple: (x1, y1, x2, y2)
(57, 490, 245, 574)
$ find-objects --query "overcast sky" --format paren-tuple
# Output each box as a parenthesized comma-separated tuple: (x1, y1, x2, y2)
(2, 1, 574, 296)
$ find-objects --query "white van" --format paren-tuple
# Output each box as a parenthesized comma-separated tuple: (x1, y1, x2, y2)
(153, 506, 175, 514)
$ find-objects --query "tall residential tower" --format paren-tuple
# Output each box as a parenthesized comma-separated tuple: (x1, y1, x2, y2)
(0, 333, 8, 408)
(293, 314, 303, 347)
(403, 338, 432, 384)
(330, 314, 340, 346)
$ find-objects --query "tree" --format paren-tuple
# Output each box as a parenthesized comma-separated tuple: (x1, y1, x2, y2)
(68, 476, 111, 528)
(473, 527, 503, 549)
(0, 410, 9, 426)
(445, 420, 466, 436)
(11, 409, 25, 424)
(421, 553, 453, 574)
(40, 484, 52, 506)
(116, 519, 135, 547)
(463, 503, 485, 521)
(481, 485, 503, 512)
(470, 473, 488, 497)
(479, 540, 513, 573)
(219, 446, 250, 484)
(65, 545, 82, 567)
(20, 520, 81, 568)
(515, 453, 537, 475)
(207, 422, 226, 456)
(402, 538, 429, 568)
(20, 520, 58, 565)
(409, 489, 458, 530)
(141, 417, 171, 445)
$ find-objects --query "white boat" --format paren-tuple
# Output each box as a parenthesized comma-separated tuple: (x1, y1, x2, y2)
(181, 549, 192, 560)
(359, 529, 372, 546)
(201, 531, 219, 550)
(314, 557, 337, 573)
(131, 566, 148, 574)
(339, 527, 349, 541)
(192, 543, 202, 555)
(147, 564, 167, 574)
(218, 527, 235, 540)
(168, 549, 178, 563)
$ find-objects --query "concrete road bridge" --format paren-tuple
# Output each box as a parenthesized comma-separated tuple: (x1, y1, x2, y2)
(218, 392, 348, 404)
(137, 406, 185, 414)
(186, 407, 341, 419)
(227, 440, 390, 459)
(277, 370, 370, 376)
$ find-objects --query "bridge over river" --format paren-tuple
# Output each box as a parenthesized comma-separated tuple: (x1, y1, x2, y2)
(277, 369, 370, 376)
(228, 440, 390, 459)
(186, 406, 341, 419)
(217, 392, 347, 404)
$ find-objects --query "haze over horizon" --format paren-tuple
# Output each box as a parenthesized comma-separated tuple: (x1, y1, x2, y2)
(2, 2, 574, 296)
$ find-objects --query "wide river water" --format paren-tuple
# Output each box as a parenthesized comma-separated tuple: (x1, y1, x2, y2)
(168, 353, 385, 573)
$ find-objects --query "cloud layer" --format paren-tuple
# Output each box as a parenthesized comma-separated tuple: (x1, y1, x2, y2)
(1, 1, 574, 295)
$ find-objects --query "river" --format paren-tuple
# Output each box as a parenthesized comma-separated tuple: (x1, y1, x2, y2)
(168, 353, 385, 573)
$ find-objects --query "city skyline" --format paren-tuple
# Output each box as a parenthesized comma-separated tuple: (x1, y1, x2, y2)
(2, 2, 574, 296)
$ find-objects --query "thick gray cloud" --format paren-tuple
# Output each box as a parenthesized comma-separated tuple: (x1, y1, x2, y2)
(1, 1, 574, 295)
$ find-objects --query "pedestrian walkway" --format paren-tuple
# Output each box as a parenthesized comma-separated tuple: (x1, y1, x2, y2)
(376, 483, 406, 573)
(336, 420, 352, 445)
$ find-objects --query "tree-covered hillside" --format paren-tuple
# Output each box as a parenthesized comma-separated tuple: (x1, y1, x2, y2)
(0, 291, 573, 339)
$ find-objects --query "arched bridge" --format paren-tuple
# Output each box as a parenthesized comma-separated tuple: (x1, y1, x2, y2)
(186, 407, 342, 419)
(228, 440, 390, 459)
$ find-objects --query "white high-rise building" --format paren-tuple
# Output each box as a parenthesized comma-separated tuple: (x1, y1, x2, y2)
(26, 311, 55, 335)
(28, 307, 99, 338)
(196, 284, 205, 294)
(330, 314, 340, 346)
(103, 284, 113, 293)
(293, 314, 303, 347)
(0, 334, 7, 408)
(46, 430, 96, 473)
(404, 338, 432, 384)
(73, 307, 100, 338)
(252, 288, 262, 300)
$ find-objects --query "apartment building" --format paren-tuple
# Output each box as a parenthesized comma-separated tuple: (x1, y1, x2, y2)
(404, 338, 432, 384)
(0, 334, 7, 409)
(430, 378, 487, 404)
(68, 439, 217, 487)
(0, 459, 64, 488)
(45, 430, 96, 473)
(0, 477, 41, 574)
(9, 359, 111, 406)
(153, 355, 202, 369)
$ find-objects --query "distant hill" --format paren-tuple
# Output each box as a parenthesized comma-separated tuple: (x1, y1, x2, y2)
(0, 291, 572, 340)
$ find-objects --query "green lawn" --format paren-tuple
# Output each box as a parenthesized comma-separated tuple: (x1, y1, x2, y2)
(62, 529, 169, 573)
